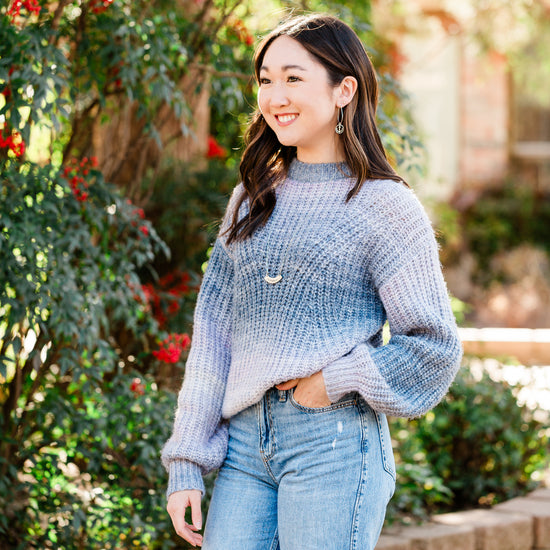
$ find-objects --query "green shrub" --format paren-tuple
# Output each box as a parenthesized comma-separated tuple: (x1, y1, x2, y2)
(434, 183, 550, 281)
(463, 184, 550, 270)
(9, 372, 182, 549)
(390, 359, 549, 520)
(0, 158, 191, 548)
(388, 432, 452, 523)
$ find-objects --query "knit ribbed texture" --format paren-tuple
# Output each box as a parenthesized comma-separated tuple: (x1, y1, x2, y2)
(161, 159, 463, 497)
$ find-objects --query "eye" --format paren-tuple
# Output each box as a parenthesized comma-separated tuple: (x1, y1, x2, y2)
(287, 75, 301, 83)
(259, 77, 271, 85)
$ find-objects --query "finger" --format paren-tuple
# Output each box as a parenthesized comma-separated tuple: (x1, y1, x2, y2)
(167, 492, 203, 546)
(174, 522, 203, 547)
(190, 490, 203, 531)
(276, 379, 299, 390)
(183, 527, 203, 547)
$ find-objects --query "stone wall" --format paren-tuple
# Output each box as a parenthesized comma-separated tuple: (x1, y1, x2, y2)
(376, 488, 550, 550)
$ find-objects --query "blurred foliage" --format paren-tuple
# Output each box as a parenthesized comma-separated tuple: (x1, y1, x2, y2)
(461, 185, 550, 271)
(450, 295, 470, 326)
(389, 359, 549, 522)
(145, 159, 236, 277)
(0, 159, 185, 547)
(3, 371, 181, 549)
(434, 182, 550, 283)
(0, 0, 257, 190)
(465, 0, 550, 107)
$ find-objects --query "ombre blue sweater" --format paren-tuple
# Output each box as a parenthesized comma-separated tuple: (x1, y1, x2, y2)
(161, 160, 462, 496)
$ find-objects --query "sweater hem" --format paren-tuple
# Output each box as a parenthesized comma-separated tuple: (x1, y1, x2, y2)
(167, 460, 205, 499)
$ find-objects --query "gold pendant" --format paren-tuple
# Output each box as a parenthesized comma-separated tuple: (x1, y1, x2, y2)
(264, 274, 282, 284)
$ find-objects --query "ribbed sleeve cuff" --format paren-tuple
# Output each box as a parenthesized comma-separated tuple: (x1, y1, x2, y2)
(322, 350, 366, 403)
(167, 460, 205, 499)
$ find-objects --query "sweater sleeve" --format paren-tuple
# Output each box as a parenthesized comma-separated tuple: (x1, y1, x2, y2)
(161, 189, 240, 497)
(322, 184, 463, 418)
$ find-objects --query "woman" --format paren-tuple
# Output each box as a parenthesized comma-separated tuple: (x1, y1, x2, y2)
(162, 13, 462, 550)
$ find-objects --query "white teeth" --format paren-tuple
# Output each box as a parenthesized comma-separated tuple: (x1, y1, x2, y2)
(278, 114, 297, 123)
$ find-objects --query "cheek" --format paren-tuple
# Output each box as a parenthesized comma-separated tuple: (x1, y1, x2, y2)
(257, 88, 268, 114)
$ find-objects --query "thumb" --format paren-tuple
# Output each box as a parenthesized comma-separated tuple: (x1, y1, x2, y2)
(276, 379, 299, 390)
(190, 490, 203, 531)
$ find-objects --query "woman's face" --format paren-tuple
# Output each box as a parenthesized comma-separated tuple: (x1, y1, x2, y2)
(258, 35, 344, 164)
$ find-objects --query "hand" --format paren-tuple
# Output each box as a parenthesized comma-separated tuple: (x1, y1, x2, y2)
(167, 489, 203, 547)
(276, 371, 331, 408)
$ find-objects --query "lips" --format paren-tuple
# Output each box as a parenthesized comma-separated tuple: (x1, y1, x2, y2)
(275, 113, 298, 125)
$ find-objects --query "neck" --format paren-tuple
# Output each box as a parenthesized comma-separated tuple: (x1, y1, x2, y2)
(296, 142, 345, 164)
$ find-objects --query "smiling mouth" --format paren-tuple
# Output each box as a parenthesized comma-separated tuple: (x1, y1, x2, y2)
(275, 114, 298, 125)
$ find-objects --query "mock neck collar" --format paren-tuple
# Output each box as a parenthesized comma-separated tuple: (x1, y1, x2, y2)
(287, 158, 351, 183)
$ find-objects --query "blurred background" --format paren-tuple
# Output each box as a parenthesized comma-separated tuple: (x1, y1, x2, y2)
(1, 0, 549, 548)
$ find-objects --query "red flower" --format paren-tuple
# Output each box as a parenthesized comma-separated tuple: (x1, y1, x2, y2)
(10, 133, 25, 157)
(139, 283, 159, 312)
(130, 377, 145, 395)
(139, 225, 149, 237)
(8, 0, 41, 21)
(1, 86, 12, 101)
(231, 18, 254, 46)
(153, 333, 191, 364)
(0, 129, 26, 157)
(61, 156, 98, 202)
(206, 135, 227, 159)
(89, 0, 114, 14)
(167, 299, 180, 314)
(136, 271, 192, 326)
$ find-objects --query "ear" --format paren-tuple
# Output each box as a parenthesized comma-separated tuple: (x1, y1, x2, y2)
(336, 76, 358, 107)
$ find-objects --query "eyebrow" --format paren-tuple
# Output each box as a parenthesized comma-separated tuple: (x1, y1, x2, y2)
(259, 64, 308, 72)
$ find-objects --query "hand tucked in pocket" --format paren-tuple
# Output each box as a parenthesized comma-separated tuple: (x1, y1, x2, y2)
(276, 370, 331, 408)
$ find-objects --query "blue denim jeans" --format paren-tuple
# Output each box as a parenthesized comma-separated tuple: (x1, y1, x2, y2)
(202, 388, 396, 550)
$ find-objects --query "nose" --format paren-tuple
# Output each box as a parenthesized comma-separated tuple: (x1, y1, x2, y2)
(269, 83, 290, 108)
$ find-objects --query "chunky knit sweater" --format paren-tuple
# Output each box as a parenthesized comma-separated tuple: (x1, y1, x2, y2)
(161, 160, 462, 496)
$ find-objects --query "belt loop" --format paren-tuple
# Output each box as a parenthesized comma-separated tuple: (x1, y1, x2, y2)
(278, 389, 288, 402)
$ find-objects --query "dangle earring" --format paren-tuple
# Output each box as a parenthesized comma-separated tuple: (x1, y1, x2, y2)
(335, 107, 344, 135)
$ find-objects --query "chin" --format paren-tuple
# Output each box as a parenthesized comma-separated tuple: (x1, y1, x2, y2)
(275, 135, 299, 147)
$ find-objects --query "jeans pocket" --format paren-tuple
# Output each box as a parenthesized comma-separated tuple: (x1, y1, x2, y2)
(374, 410, 396, 481)
(288, 388, 356, 413)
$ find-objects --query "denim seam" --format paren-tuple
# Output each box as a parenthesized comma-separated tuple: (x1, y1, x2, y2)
(375, 411, 396, 481)
(269, 528, 279, 550)
(260, 392, 279, 485)
(267, 392, 278, 457)
(349, 405, 369, 550)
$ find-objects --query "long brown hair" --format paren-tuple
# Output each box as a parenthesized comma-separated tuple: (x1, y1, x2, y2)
(225, 13, 406, 244)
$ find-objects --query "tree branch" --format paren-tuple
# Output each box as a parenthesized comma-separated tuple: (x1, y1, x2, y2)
(48, 0, 72, 45)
